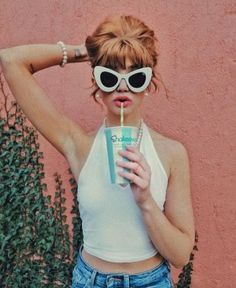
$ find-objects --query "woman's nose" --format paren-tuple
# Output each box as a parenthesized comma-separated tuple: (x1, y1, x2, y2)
(116, 78, 129, 92)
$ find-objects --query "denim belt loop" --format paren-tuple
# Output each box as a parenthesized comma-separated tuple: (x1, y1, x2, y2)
(124, 275, 130, 288)
(90, 270, 97, 287)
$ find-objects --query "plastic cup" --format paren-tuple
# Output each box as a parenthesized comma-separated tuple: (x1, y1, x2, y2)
(104, 126, 139, 185)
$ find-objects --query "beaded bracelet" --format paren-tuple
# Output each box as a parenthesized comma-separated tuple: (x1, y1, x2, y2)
(57, 41, 68, 67)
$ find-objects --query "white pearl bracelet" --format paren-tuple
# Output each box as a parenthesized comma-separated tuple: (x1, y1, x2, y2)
(57, 41, 68, 67)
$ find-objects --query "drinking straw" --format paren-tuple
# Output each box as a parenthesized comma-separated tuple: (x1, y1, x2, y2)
(120, 103, 124, 126)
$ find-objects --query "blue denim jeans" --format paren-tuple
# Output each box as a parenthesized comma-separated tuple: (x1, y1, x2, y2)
(72, 247, 173, 288)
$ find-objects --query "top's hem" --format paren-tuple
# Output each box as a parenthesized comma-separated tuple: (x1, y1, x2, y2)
(83, 246, 158, 263)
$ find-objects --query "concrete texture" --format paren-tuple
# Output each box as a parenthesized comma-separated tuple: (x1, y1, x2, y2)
(0, 0, 236, 286)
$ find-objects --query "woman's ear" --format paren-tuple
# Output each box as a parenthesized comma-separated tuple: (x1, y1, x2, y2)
(95, 93, 104, 106)
(95, 93, 107, 114)
(95, 93, 101, 101)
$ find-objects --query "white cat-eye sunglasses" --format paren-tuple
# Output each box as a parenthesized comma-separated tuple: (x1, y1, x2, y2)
(94, 66, 152, 93)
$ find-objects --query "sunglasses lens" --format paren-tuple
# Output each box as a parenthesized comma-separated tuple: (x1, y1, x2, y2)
(101, 72, 118, 88)
(129, 72, 146, 88)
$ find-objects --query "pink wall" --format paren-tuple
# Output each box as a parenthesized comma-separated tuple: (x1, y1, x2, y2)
(1, 1, 236, 286)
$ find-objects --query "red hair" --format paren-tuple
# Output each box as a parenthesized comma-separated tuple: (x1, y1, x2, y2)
(85, 15, 161, 100)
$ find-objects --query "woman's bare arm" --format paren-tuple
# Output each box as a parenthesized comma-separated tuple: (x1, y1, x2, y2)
(117, 140, 195, 268)
(140, 142, 195, 268)
(0, 44, 88, 157)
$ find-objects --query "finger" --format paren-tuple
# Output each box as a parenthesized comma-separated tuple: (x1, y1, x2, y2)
(125, 145, 139, 153)
(118, 149, 149, 172)
(118, 170, 147, 189)
(116, 161, 147, 179)
(118, 149, 142, 163)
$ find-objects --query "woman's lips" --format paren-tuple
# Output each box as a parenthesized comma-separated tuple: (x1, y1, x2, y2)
(114, 100, 132, 108)
(113, 97, 132, 108)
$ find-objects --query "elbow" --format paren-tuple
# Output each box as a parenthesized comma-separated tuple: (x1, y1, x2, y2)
(169, 245, 194, 269)
(171, 233, 195, 269)
(0, 49, 8, 63)
(0, 48, 29, 75)
(171, 254, 191, 269)
(0, 48, 19, 71)
(0, 49, 12, 70)
(0, 50, 5, 67)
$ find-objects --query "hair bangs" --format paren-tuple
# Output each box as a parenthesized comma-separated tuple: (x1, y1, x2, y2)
(95, 38, 153, 70)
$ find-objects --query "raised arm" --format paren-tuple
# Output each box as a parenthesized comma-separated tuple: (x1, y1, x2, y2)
(0, 43, 88, 158)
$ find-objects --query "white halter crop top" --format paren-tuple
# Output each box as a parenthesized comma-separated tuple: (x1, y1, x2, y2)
(77, 122, 168, 262)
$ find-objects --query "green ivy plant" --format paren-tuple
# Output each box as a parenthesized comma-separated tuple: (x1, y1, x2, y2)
(175, 232, 198, 287)
(0, 73, 197, 287)
(0, 74, 82, 287)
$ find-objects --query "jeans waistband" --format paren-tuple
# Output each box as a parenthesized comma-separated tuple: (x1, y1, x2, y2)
(77, 245, 171, 287)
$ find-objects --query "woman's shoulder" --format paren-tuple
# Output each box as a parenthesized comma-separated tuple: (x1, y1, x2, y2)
(147, 126, 188, 178)
(148, 127, 187, 153)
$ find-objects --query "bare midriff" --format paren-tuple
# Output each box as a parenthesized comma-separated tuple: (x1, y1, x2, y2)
(82, 249, 164, 274)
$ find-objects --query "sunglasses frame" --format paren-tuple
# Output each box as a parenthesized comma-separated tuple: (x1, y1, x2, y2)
(93, 66, 152, 93)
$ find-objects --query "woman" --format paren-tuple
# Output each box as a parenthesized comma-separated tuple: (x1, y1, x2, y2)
(0, 15, 194, 288)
